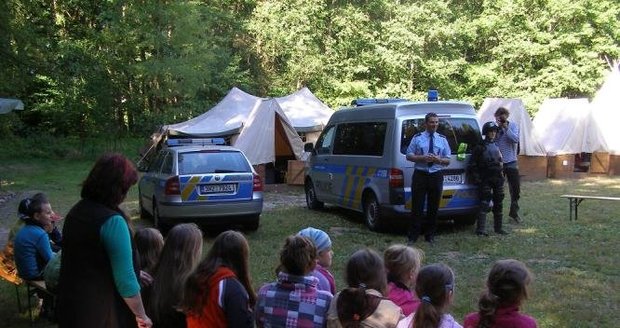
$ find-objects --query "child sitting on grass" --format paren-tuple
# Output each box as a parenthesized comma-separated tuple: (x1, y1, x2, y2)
(384, 244, 424, 316)
(256, 235, 333, 327)
(398, 263, 462, 328)
(328, 248, 403, 328)
(298, 227, 336, 294)
(463, 259, 537, 328)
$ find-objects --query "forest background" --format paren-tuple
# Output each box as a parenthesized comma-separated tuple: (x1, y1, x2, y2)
(1, 0, 619, 141)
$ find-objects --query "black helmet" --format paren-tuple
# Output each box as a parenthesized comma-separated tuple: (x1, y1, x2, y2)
(482, 121, 499, 135)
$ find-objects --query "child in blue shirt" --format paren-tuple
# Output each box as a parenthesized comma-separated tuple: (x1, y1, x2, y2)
(14, 193, 60, 280)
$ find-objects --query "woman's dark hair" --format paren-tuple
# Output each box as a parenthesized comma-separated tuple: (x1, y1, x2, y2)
(148, 223, 203, 326)
(494, 107, 510, 117)
(477, 259, 532, 328)
(336, 248, 386, 327)
(182, 230, 256, 315)
(280, 235, 317, 276)
(81, 153, 138, 217)
(18, 192, 49, 219)
(413, 263, 455, 328)
(134, 228, 164, 275)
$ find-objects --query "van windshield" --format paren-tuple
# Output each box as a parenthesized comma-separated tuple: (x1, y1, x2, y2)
(400, 118, 482, 154)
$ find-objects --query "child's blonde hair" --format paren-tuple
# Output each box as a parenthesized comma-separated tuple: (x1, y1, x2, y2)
(384, 244, 424, 286)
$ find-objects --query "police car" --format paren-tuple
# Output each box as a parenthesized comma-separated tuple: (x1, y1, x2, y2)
(138, 138, 263, 231)
(304, 92, 482, 231)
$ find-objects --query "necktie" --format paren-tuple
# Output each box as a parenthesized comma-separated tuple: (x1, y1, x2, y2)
(428, 132, 434, 167)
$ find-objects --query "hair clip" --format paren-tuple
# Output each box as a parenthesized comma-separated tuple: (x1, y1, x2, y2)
(421, 296, 432, 304)
(358, 283, 367, 289)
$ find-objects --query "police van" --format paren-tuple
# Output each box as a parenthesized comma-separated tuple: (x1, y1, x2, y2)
(303, 96, 482, 231)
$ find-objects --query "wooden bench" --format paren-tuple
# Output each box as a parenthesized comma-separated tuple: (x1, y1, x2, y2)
(560, 194, 620, 221)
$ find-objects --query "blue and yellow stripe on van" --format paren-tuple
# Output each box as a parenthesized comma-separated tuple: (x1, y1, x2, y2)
(337, 165, 388, 210)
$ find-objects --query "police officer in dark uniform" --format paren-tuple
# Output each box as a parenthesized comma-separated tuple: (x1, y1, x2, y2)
(405, 112, 451, 244)
(469, 121, 507, 236)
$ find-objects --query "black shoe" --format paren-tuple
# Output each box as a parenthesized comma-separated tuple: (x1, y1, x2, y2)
(509, 214, 522, 224)
(495, 229, 508, 235)
(476, 231, 489, 237)
(424, 236, 435, 245)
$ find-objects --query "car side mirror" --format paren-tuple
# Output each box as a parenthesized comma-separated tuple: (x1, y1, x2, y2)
(304, 142, 315, 153)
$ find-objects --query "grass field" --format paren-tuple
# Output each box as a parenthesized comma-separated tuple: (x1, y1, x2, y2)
(1, 154, 619, 327)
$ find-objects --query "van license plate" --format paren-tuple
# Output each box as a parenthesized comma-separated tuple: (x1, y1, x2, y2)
(443, 175, 462, 184)
(200, 183, 236, 194)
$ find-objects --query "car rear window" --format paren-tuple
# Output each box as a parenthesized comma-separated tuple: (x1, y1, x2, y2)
(178, 151, 251, 175)
(400, 118, 482, 154)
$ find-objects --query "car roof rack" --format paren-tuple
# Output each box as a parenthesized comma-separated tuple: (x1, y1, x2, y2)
(350, 98, 409, 107)
(166, 138, 226, 147)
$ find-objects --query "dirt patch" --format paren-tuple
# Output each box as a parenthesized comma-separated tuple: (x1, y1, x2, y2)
(263, 184, 306, 211)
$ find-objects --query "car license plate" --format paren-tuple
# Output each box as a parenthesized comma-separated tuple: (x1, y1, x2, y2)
(443, 174, 462, 184)
(200, 183, 236, 194)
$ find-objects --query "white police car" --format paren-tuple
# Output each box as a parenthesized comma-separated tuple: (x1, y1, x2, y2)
(138, 138, 263, 231)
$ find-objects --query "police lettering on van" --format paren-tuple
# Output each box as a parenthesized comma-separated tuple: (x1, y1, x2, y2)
(303, 95, 481, 231)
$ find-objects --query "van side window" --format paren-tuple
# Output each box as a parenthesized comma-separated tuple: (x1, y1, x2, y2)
(333, 122, 387, 156)
(400, 118, 481, 154)
(316, 125, 336, 155)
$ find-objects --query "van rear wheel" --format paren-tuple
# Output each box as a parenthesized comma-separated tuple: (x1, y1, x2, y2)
(305, 181, 324, 210)
(364, 193, 383, 231)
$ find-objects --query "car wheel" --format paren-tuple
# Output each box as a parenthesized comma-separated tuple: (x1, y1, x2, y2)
(138, 195, 150, 220)
(153, 201, 169, 232)
(245, 215, 260, 231)
(364, 192, 383, 231)
(305, 180, 324, 210)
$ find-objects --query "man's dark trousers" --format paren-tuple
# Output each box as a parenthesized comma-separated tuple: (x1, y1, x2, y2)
(503, 165, 520, 217)
(408, 170, 443, 242)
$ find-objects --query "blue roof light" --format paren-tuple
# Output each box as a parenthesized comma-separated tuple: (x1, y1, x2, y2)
(428, 89, 439, 101)
(351, 98, 409, 107)
(166, 138, 226, 147)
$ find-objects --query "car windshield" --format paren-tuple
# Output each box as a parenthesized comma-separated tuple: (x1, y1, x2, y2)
(178, 151, 251, 175)
(400, 118, 482, 154)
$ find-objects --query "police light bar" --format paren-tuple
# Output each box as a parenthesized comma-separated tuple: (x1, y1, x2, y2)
(166, 138, 226, 146)
(427, 89, 439, 101)
(351, 98, 409, 107)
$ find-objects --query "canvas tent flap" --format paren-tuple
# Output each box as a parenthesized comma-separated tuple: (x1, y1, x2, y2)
(234, 99, 304, 164)
(591, 63, 620, 155)
(165, 87, 261, 136)
(275, 87, 333, 132)
(478, 98, 547, 156)
(161, 87, 303, 165)
(0, 98, 24, 114)
(533, 98, 608, 155)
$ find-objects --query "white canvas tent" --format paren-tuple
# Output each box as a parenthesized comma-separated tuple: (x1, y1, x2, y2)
(533, 98, 608, 155)
(275, 87, 333, 144)
(478, 98, 547, 156)
(591, 63, 620, 155)
(164, 87, 303, 165)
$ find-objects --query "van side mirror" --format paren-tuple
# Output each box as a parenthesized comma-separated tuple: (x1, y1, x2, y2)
(304, 142, 315, 153)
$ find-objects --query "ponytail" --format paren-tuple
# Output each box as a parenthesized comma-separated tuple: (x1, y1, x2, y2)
(337, 286, 381, 328)
(413, 295, 441, 328)
(476, 290, 500, 328)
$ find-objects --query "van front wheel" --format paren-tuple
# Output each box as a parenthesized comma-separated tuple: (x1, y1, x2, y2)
(305, 181, 324, 210)
(364, 193, 383, 231)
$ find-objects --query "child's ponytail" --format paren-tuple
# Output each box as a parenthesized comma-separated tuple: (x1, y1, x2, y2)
(337, 285, 381, 328)
(413, 263, 455, 328)
(476, 290, 499, 328)
(413, 295, 442, 328)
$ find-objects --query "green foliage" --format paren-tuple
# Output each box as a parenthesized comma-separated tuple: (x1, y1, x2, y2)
(1, 0, 619, 136)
